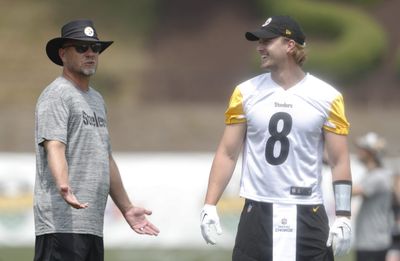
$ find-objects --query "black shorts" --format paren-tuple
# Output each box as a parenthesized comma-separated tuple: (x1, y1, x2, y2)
(356, 249, 388, 261)
(390, 234, 400, 251)
(34, 233, 104, 261)
(232, 199, 333, 261)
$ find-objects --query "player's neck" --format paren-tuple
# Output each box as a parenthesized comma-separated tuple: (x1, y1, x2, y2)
(62, 70, 90, 92)
(271, 66, 305, 90)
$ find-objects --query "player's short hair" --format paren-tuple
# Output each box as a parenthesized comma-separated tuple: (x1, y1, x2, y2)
(290, 41, 307, 66)
(281, 37, 307, 66)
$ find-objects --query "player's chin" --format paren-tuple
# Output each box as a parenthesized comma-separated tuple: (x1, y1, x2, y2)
(82, 67, 96, 76)
(260, 64, 271, 70)
(259, 61, 271, 70)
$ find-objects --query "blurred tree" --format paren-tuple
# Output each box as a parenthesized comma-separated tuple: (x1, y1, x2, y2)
(53, 0, 158, 37)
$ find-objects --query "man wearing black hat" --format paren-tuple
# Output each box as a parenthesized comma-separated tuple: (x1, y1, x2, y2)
(200, 16, 352, 260)
(34, 20, 159, 261)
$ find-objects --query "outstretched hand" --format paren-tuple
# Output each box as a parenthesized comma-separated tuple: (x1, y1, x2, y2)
(59, 185, 89, 209)
(124, 206, 160, 236)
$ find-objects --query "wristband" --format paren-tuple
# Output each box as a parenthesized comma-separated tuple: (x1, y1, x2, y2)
(333, 180, 352, 216)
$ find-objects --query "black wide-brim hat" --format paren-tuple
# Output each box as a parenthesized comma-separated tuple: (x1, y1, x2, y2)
(46, 19, 113, 66)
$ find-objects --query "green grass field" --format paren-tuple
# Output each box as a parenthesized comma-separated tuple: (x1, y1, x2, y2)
(0, 247, 354, 261)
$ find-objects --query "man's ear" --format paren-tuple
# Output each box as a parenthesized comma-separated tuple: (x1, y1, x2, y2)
(59, 48, 66, 64)
(287, 39, 296, 53)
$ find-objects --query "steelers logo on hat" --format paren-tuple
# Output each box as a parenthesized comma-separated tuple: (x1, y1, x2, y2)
(84, 26, 94, 37)
(262, 18, 272, 27)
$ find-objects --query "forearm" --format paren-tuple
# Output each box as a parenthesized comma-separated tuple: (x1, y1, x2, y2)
(44, 140, 69, 190)
(205, 157, 237, 205)
(205, 124, 245, 205)
(331, 155, 352, 216)
(324, 132, 352, 216)
(331, 157, 351, 182)
(109, 155, 133, 214)
(205, 140, 242, 205)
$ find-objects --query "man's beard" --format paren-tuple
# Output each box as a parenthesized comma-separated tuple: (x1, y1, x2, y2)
(81, 67, 96, 76)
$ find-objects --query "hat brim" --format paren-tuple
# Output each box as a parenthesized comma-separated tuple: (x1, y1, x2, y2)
(245, 29, 280, 41)
(46, 37, 113, 66)
(354, 140, 379, 155)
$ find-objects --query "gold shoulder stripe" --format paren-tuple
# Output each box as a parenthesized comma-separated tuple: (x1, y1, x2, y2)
(323, 94, 350, 135)
(225, 87, 246, 125)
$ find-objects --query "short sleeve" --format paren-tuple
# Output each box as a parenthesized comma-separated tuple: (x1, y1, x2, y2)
(224, 87, 246, 125)
(361, 173, 392, 197)
(36, 94, 69, 146)
(323, 94, 350, 135)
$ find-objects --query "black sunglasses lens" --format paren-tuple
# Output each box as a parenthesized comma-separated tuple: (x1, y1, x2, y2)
(75, 45, 89, 53)
(90, 43, 102, 53)
(73, 43, 102, 53)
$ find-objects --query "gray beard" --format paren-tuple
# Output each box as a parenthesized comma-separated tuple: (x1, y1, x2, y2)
(82, 68, 96, 76)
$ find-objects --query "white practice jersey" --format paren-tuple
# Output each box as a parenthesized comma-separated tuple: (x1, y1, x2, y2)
(225, 73, 349, 205)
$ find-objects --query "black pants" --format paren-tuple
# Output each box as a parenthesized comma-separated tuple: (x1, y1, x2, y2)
(232, 200, 333, 261)
(356, 249, 388, 261)
(34, 233, 104, 261)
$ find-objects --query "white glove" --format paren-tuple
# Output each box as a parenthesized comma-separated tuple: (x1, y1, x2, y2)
(326, 217, 352, 256)
(200, 204, 222, 244)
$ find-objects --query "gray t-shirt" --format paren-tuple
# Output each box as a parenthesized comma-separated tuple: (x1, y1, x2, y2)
(354, 167, 393, 250)
(34, 76, 111, 237)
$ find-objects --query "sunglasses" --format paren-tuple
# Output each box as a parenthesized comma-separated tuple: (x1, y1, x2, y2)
(63, 43, 102, 54)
